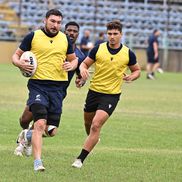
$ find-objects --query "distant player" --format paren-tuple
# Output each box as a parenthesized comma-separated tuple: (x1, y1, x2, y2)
(12, 9, 78, 171)
(146, 29, 163, 80)
(80, 29, 93, 56)
(94, 32, 105, 46)
(72, 20, 141, 168)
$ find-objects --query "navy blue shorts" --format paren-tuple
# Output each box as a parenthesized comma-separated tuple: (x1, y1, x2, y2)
(27, 80, 66, 127)
(147, 51, 159, 64)
(84, 89, 120, 116)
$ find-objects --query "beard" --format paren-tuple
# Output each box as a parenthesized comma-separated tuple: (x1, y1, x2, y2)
(44, 25, 59, 37)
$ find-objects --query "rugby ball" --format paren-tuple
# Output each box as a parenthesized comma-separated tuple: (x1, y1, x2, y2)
(20, 51, 37, 77)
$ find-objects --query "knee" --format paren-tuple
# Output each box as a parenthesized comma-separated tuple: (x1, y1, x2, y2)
(34, 120, 46, 132)
(90, 123, 100, 133)
(19, 117, 30, 129)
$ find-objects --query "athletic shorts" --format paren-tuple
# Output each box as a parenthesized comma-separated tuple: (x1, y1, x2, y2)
(27, 80, 65, 127)
(147, 51, 159, 64)
(84, 89, 121, 116)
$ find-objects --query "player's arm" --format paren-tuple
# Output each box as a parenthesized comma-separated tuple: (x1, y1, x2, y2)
(12, 49, 34, 73)
(64, 53, 78, 71)
(123, 49, 141, 83)
(153, 42, 158, 59)
(75, 74, 86, 88)
(12, 48, 24, 67)
(75, 52, 87, 88)
(12, 32, 34, 72)
(79, 57, 94, 80)
(63, 36, 78, 71)
(123, 63, 141, 82)
(79, 45, 98, 80)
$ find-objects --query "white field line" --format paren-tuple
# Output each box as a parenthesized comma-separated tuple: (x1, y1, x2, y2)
(52, 146, 182, 155)
(1, 146, 182, 155)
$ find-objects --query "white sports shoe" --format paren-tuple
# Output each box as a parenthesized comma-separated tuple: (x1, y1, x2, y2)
(34, 159, 45, 172)
(147, 74, 155, 80)
(24, 144, 32, 156)
(16, 130, 24, 143)
(34, 165, 45, 172)
(14, 129, 32, 156)
(14, 143, 24, 156)
(14, 130, 25, 156)
(157, 68, 164, 73)
(72, 159, 83, 168)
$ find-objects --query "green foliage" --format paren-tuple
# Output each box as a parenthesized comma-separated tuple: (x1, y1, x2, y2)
(0, 64, 182, 182)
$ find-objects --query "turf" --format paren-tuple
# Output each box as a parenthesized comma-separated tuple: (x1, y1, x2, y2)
(0, 64, 182, 182)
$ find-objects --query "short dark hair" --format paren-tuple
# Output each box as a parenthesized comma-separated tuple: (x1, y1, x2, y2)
(46, 9, 63, 18)
(106, 20, 122, 32)
(153, 29, 159, 34)
(65, 21, 80, 30)
(99, 32, 104, 37)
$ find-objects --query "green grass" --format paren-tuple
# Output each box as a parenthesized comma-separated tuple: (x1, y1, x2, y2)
(0, 63, 182, 182)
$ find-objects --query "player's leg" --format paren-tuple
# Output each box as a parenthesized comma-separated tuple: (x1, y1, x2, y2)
(14, 129, 33, 156)
(44, 89, 64, 137)
(157, 67, 164, 73)
(14, 129, 26, 156)
(84, 111, 95, 135)
(20, 105, 33, 129)
(32, 119, 46, 158)
(16, 115, 59, 157)
(15, 106, 58, 156)
(14, 106, 33, 156)
(82, 90, 97, 135)
(45, 125, 57, 136)
(153, 62, 160, 72)
(152, 57, 163, 76)
(83, 90, 108, 150)
(31, 103, 47, 171)
(84, 110, 109, 151)
(72, 110, 109, 168)
(44, 113, 61, 137)
(152, 56, 163, 74)
(146, 63, 155, 79)
(146, 52, 155, 79)
(72, 92, 120, 168)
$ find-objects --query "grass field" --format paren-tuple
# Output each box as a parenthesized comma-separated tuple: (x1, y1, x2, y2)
(0, 63, 182, 182)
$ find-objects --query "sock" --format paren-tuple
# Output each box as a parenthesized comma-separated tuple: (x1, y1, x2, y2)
(77, 149, 89, 163)
(34, 159, 43, 168)
(26, 129, 32, 142)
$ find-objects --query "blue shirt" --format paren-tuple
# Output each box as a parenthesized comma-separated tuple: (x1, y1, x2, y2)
(147, 34, 159, 54)
(67, 46, 85, 87)
(80, 36, 90, 56)
(95, 39, 105, 46)
(63, 46, 86, 97)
